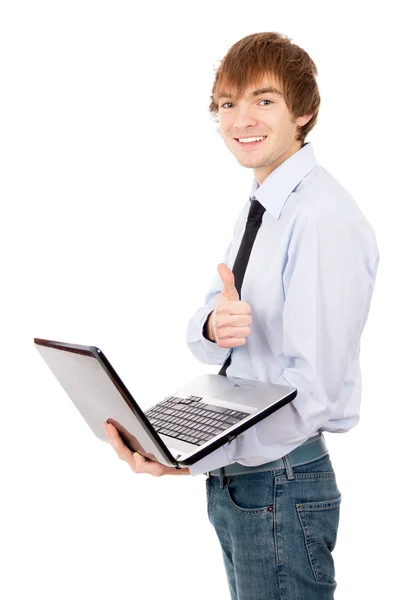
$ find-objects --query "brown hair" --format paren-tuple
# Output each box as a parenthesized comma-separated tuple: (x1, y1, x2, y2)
(209, 32, 321, 146)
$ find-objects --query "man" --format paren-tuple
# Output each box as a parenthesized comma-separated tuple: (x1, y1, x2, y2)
(104, 32, 379, 599)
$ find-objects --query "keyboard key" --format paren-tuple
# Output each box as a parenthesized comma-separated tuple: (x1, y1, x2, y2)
(225, 417, 241, 425)
(201, 403, 228, 414)
(173, 403, 189, 411)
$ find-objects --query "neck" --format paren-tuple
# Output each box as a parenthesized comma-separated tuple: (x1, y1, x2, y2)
(254, 139, 304, 185)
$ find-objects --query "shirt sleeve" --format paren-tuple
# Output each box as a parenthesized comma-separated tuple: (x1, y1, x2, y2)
(188, 445, 236, 477)
(189, 207, 380, 475)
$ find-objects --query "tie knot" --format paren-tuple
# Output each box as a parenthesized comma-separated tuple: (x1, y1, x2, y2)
(248, 198, 266, 222)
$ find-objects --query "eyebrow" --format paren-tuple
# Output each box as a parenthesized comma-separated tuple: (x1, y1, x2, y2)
(218, 86, 283, 100)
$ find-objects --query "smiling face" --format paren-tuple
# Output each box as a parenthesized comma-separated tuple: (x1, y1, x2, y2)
(217, 73, 313, 184)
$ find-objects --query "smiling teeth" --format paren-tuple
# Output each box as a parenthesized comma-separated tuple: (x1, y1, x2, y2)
(238, 136, 266, 143)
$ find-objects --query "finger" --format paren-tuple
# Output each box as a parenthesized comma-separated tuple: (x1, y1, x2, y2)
(231, 312, 252, 325)
(104, 423, 138, 471)
(218, 263, 239, 301)
(217, 313, 252, 326)
(217, 326, 251, 339)
(217, 337, 247, 348)
(217, 301, 252, 315)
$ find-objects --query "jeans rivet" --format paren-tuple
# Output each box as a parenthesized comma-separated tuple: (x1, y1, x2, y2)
(267, 506, 273, 512)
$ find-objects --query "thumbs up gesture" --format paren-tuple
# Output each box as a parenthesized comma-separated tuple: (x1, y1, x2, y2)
(207, 263, 252, 348)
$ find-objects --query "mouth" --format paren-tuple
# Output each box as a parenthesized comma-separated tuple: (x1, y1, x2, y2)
(234, 136, 267, 148)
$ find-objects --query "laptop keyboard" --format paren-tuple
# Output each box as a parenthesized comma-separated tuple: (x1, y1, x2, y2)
(144, 395, 250, 446)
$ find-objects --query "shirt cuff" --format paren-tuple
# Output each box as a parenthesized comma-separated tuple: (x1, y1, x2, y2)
(187, 444, 234, 477)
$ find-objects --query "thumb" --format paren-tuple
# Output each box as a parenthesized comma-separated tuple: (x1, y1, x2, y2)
(218, 263, 239, 301)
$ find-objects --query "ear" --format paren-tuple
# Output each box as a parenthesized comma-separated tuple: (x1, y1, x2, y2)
(296, 113, 314, 128)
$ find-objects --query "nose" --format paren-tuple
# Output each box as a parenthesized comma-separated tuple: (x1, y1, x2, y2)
(233, 104, 258, 132)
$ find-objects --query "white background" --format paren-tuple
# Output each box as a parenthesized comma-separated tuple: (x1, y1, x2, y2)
(1, 1, 396, 598)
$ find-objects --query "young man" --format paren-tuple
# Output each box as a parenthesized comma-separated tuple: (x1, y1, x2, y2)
(104, 32, 379, 599)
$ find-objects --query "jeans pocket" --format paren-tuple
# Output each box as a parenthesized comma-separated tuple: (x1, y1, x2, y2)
(227, 474, 274, 515)
(296, 494, 342, 584)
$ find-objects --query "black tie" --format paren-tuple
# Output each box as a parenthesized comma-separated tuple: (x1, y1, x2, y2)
(218, 198, 266, 376)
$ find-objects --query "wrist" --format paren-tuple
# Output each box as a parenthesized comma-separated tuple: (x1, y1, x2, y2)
(171, 467, 190, 475)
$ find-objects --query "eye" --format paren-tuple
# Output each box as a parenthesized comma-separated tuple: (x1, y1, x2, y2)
(220, 99, 273, 109)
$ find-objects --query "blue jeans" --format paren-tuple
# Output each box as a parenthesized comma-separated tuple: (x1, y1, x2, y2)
(206, 453, 341, 600)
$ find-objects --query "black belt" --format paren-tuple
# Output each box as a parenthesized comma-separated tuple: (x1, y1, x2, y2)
(206, 433, 328, 478)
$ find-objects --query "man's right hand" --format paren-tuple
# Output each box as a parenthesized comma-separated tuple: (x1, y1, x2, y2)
(207, 263, 252, 348)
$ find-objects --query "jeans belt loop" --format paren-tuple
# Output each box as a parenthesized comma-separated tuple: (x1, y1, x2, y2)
(219, 467, 226, 488)
(282, 453, 295, 480)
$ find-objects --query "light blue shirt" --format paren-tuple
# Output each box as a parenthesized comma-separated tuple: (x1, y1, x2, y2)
(186, 142, 380, 477)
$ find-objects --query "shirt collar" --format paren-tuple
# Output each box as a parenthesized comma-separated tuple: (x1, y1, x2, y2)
(250, 142, 318, 219)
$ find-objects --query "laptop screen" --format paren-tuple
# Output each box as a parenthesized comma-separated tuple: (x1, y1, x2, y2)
(34, 340, 176, 465)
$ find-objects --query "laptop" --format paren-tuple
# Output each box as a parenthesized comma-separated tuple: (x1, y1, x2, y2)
(33, 338, 297, 468)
